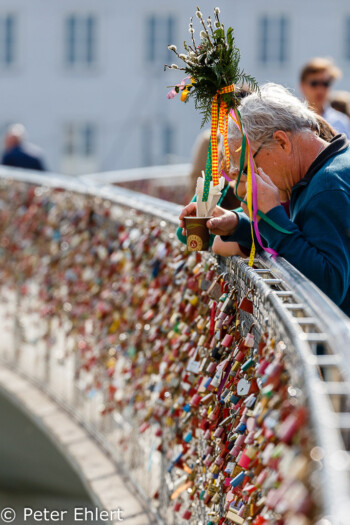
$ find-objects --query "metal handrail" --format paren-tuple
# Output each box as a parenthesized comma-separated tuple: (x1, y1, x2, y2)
(1, 165, 350, 523)
(0, 166, 183, 224)
(79, 163, 191, 185)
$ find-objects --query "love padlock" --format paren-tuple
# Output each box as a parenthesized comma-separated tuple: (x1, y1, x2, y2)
(239, 293, 254, 314)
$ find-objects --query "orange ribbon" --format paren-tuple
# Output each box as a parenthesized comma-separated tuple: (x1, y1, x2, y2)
(170, 481, 193, 500)
(211, 84, 235, 185)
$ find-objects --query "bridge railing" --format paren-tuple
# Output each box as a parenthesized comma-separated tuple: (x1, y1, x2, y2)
(0, 166, 349, 525)
(80, 163, 191, 205)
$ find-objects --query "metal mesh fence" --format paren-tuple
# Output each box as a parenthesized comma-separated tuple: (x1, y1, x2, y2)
(0, 171, 349, 525)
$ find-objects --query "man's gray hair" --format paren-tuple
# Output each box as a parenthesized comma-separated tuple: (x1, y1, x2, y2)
(228, 83, 319, 147)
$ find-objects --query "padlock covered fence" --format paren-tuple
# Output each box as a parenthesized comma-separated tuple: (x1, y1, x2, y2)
(0, 166, 350, 525)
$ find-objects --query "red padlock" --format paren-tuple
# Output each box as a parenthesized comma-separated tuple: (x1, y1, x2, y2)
(238, 451, 251, 469)
(239, 296, 254, 314)
(222, 333, 234, 348)
(182, 509, 192, 520)
(190, 393, 201, 407)
(173, 501, 181, 512)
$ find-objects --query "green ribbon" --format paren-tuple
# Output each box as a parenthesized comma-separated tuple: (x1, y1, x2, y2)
(202, 137, 212, 203)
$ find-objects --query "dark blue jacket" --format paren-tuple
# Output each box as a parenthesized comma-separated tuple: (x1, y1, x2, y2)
(2, 144, 46, 171)
(222, 134, 350, 316)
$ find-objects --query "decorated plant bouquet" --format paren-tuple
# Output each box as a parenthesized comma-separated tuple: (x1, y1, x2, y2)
(166, 7, 266, 264)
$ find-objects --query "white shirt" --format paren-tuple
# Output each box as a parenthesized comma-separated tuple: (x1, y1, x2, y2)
(323, 106, 350, 139)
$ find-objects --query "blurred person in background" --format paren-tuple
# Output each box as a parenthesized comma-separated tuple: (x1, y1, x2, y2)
(300, 57, 350, 138)
(2, 124, 47, 171)
(188, 128, 211, 197)
(330, 90, 350, 119)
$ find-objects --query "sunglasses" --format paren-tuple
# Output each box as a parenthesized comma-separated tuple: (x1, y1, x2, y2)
(308, 79, 332, 88)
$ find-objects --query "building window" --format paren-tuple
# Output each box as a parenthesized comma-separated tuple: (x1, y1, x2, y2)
(65, 15, 97, 67)
(62, 122, 97, 175)
(141, 122, 153, 166)
(162, 123, 174, 159)
(63, 123, 96, 158)
(141, 122, 175, 166)
(0, 14, 16, 67)
(258, 15, 289, 65)
(146, 15, 176, 65)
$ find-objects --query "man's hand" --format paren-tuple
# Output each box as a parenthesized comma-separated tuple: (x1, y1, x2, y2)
(179, 203, 238, 237)
(242, 168, 280, 219)
(179, 202, 197, 230)
(206, 208, 239, 236)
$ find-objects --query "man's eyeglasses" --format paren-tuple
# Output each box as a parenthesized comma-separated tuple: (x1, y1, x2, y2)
(252, 141, 265, 160)
(240, 139, 267, 176)
(308, 79, 332, 88)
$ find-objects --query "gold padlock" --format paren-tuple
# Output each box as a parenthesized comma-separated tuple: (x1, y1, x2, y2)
(206, 277, 222, 302)
(231, 464, 243, 477)
(210, 464, 220, 475)
(225, 509, 244, 524)
(221, 288, 236, 314)
(243, 504, 250, 519)
(250, 502, 257, 517)
(211, 493, 220, 504)
(246, 445, 258, 459)
(231, 361, 240, 374)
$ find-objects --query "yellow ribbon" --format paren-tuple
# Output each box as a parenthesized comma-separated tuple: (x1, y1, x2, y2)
(218, 101, 230, 173)
(211, 84, 235, 186)
(246, 141, 256, 266)
(230, 109, 256, 266)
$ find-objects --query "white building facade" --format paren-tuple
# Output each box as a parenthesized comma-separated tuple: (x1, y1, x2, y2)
(1, 0, 350, 174)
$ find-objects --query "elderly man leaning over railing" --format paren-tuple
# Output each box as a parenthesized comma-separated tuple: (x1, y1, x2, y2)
(179, 83, 350, 316)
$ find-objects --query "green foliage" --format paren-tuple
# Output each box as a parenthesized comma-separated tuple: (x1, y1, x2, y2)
(166, 7, 259, 126)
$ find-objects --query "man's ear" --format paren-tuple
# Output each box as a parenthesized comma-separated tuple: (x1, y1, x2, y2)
(273, 130, 292, 154)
